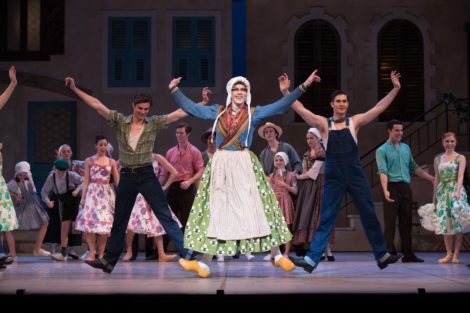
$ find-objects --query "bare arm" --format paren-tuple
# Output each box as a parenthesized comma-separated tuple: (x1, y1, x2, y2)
(414, 167, 435, 184)
(353, 71, 401, 130)
(65, 77, 110, 119)
(166, 87, 212, 124)
(433, 158, 439, 204)
(80, 158, 91, 203)
(278, 73, 328, 137)
(111, 159, 120, 186)
(455, 155, 466, 200)
(155, 154, 178, 191)
(0, 66, 17, 110)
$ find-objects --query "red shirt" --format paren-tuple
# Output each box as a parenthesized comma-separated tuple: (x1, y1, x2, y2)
(160, 143, 204, 182)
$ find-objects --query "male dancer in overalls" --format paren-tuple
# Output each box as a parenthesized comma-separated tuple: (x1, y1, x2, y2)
(278, 71, 402, 272)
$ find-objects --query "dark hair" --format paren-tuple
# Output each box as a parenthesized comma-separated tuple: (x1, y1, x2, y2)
(176, 122, 192, 134)
(387, 119, 403, 130)
(330, 90, 349, 102)
(95, 135, 108, 144)
(133, 94, 153, 106)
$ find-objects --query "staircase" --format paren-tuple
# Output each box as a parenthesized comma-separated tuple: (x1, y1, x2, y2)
(333, 96, 470, 252)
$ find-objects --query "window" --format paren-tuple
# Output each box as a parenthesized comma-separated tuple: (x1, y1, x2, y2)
(378, 19, 424, 121)
(173, 17, 215, 87)
(294, 19, 340, 120)
(27, 101, 77, 187)
(108, 17, 151, 87)
(0, 0, 64, 60)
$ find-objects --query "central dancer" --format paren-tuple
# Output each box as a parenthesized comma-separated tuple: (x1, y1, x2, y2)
(169, 69, 320, 278)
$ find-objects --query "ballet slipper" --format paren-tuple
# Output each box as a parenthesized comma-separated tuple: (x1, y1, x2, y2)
(158, 254, 177, 262)
(123, 253, 133, 262)
(438, 255, 452, 264)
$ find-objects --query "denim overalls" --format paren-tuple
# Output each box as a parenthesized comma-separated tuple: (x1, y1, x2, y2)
(306, 118, 388, 266)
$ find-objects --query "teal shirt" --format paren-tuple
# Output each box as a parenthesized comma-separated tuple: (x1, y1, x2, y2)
(376, 141, 418, 183)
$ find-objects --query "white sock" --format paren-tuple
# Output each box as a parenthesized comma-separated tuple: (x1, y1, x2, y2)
(201, 253, 213, 267)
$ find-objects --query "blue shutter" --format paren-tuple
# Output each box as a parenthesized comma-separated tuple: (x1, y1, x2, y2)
(108, 17, 150, 87)
(173, 17, 214, 87)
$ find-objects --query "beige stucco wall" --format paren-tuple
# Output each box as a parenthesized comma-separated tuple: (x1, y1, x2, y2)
(0, 0, 234, 179)
(246, 0, 470, 158)
(1, 0, 469, 186)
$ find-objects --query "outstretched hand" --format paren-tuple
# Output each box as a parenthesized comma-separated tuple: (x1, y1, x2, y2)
(169, 77, 182, 90)
(390, 70, 401, 89)
(278, 73, 291, 95)
(201, 87, 212, 105)
(0, 142, 3, 151)
(64, 77, 76, 89)
(303, 69, 321, 88)
(9, 66, 17, 84)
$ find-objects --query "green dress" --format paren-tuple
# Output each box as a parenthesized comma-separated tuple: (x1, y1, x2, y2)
(418, 154, 470, 235)
(184, 152, 292, 256)
(0, 160, 18, 232)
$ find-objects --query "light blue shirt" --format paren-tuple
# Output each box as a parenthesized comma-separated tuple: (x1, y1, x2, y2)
(376, 141, 418, 183)
(171, 87, 303, 151)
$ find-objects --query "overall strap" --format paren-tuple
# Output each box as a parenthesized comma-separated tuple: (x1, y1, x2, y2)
(328, 117, 333, 129)
(52, 173, 59, 194)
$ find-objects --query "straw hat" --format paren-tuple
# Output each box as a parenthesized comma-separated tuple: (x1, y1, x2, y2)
(258, 122, 283, 139)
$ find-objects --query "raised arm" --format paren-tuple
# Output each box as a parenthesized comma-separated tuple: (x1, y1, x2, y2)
(65, 77, 110, 119)
(353, 71, 401, 129)
(169, 77, 218, 120)
(253, 69, 321, 123)
(166, 86, 212, 124)
(278, 73, 328, 136)
(0, 66, 17, 110)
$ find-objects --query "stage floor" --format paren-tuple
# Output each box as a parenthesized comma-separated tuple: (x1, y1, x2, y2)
(1, 252, 469, 295)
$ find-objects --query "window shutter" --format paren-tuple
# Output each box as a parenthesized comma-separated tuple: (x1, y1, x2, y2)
(295, 20, 340, 120)
(378, 19, 424, 121)
(173, 17, 214, 86)
(108, 17, 150, 87)
(42, 0, 64, 55)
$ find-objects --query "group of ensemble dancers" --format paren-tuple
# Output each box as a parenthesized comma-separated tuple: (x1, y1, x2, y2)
(1, 65, 469, 276)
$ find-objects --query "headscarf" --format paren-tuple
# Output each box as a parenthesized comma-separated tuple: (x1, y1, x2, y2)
(274, 151, 289, 175)
(14, 161, 36, 192)
(211, 76, 252, 146)
(307, 127, 321, 139)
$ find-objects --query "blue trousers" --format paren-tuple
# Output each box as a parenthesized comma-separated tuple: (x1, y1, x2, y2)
(306, 160, 388, 264)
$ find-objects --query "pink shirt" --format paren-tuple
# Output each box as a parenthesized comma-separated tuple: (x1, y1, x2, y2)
(160, 143, 204, 182)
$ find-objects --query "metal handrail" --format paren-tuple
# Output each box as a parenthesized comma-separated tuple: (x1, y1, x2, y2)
(339, 97, 469, 222)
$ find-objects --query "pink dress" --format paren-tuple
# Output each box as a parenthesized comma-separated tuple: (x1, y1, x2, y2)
(75, 157, 115, 234)
(269, 170, 296, 225)
(127, 157, 181, 237)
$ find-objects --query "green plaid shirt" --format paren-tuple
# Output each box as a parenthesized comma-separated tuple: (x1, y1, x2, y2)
(108, 110, 167, 168)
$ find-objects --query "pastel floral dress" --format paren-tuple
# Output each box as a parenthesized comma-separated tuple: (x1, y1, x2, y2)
(418, 154, 470, 235)
(0, 160, 18, 232)
(127, 159, 181, 237)
(75, 158, 115, 234)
